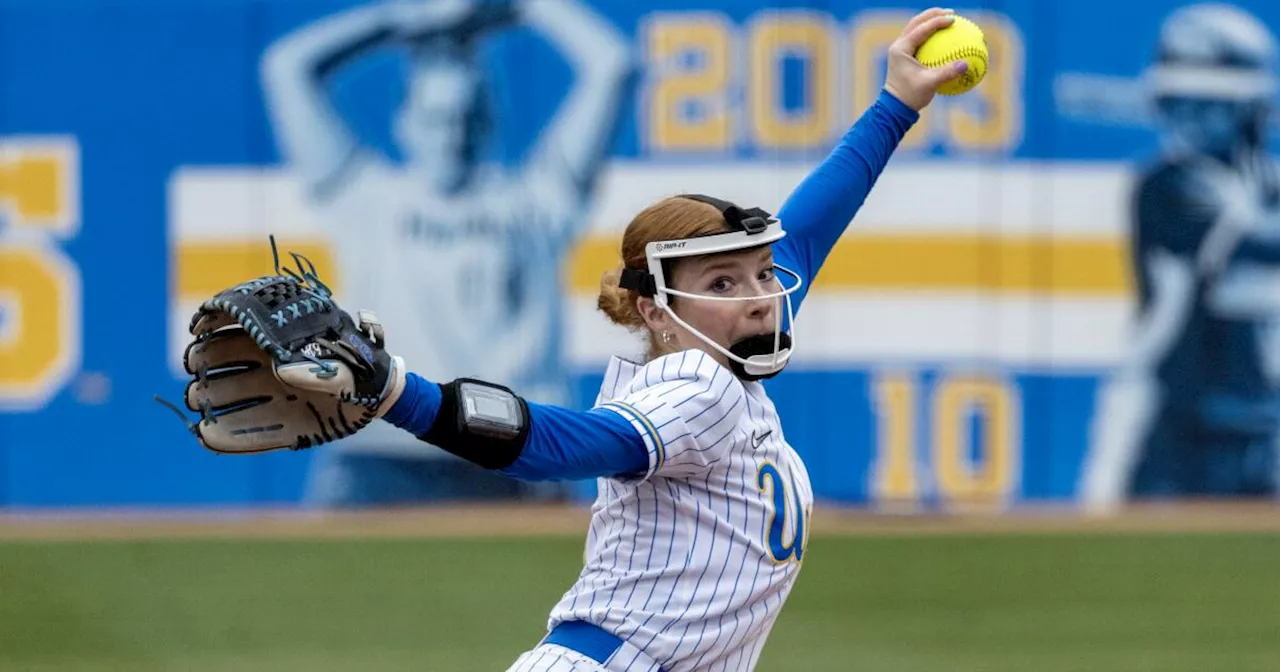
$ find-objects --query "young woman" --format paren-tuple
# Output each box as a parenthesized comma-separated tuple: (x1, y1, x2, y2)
(364, 9, 967, 670)
(190, 7, 968, 670)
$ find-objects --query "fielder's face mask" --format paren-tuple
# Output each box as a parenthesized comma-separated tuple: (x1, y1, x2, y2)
(618, 194, 804, 381)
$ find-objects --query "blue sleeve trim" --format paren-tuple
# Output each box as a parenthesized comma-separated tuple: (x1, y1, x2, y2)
(600, 400, 666, 472)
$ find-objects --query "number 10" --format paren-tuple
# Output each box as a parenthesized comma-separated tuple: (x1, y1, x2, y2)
(870, 372, 1021, 507)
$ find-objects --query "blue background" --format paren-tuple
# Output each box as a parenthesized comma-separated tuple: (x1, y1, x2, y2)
(0, 0, 1265, 507)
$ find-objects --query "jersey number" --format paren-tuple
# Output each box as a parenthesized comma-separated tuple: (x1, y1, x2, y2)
(757, 463, 807, 564)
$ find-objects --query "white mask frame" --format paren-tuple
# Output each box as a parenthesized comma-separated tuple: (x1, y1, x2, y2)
(619, 195, 804, 378)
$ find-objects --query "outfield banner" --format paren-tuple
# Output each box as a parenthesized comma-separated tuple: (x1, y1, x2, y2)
(1, 0, 1278, 507)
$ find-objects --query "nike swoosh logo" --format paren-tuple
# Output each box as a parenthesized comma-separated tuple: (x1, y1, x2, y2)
(752, 430, 772, 450)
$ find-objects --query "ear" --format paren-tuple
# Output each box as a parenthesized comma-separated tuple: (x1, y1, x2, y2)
(636, 296, 670, 333)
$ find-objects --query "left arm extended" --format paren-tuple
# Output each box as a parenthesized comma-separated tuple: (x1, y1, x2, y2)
(384, 372, 648, 481)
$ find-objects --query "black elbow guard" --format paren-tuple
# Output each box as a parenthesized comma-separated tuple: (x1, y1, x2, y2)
(419, 378, 530, 470)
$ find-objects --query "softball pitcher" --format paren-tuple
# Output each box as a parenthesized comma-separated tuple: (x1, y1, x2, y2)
(174, 8, 967, 670)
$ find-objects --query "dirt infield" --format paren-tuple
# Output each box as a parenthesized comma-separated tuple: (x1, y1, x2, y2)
(0, 500, 1276, 541)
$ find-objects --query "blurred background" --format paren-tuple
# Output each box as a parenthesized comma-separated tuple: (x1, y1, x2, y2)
(0, 0, 1278, 670)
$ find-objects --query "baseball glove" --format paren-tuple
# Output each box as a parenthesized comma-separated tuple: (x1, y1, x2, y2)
(157, 239, 406, 454)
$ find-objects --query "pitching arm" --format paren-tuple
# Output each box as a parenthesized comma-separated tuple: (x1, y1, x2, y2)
(770, 90, 918, 316)
(771, 10, 966, 316)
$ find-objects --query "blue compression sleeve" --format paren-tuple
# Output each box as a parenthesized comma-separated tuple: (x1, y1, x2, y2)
(383, 372, 648, 481)
(498, 404, 649, 481)
(382, 372, 442, 435)
(773, 89, 918, 314)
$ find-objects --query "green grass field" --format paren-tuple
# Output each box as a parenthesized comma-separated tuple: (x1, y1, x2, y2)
(2, 532, 1278, 671)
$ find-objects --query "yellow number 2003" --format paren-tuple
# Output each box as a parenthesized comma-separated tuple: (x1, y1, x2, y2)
(645, 10, 1023, 154)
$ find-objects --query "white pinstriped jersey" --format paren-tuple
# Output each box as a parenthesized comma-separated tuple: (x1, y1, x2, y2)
(542, 349, 814, 672)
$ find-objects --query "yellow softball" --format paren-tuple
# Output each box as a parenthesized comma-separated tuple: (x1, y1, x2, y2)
(914, 14, 988, 96)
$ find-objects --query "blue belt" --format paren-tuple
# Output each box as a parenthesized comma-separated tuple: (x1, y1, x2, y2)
(544, 621, 667, 672)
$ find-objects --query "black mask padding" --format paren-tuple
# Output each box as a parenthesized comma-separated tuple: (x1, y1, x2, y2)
(728, 331, 793, 381)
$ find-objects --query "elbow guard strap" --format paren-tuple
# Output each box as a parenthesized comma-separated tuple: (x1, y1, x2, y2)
(420, 378, 530, 470)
